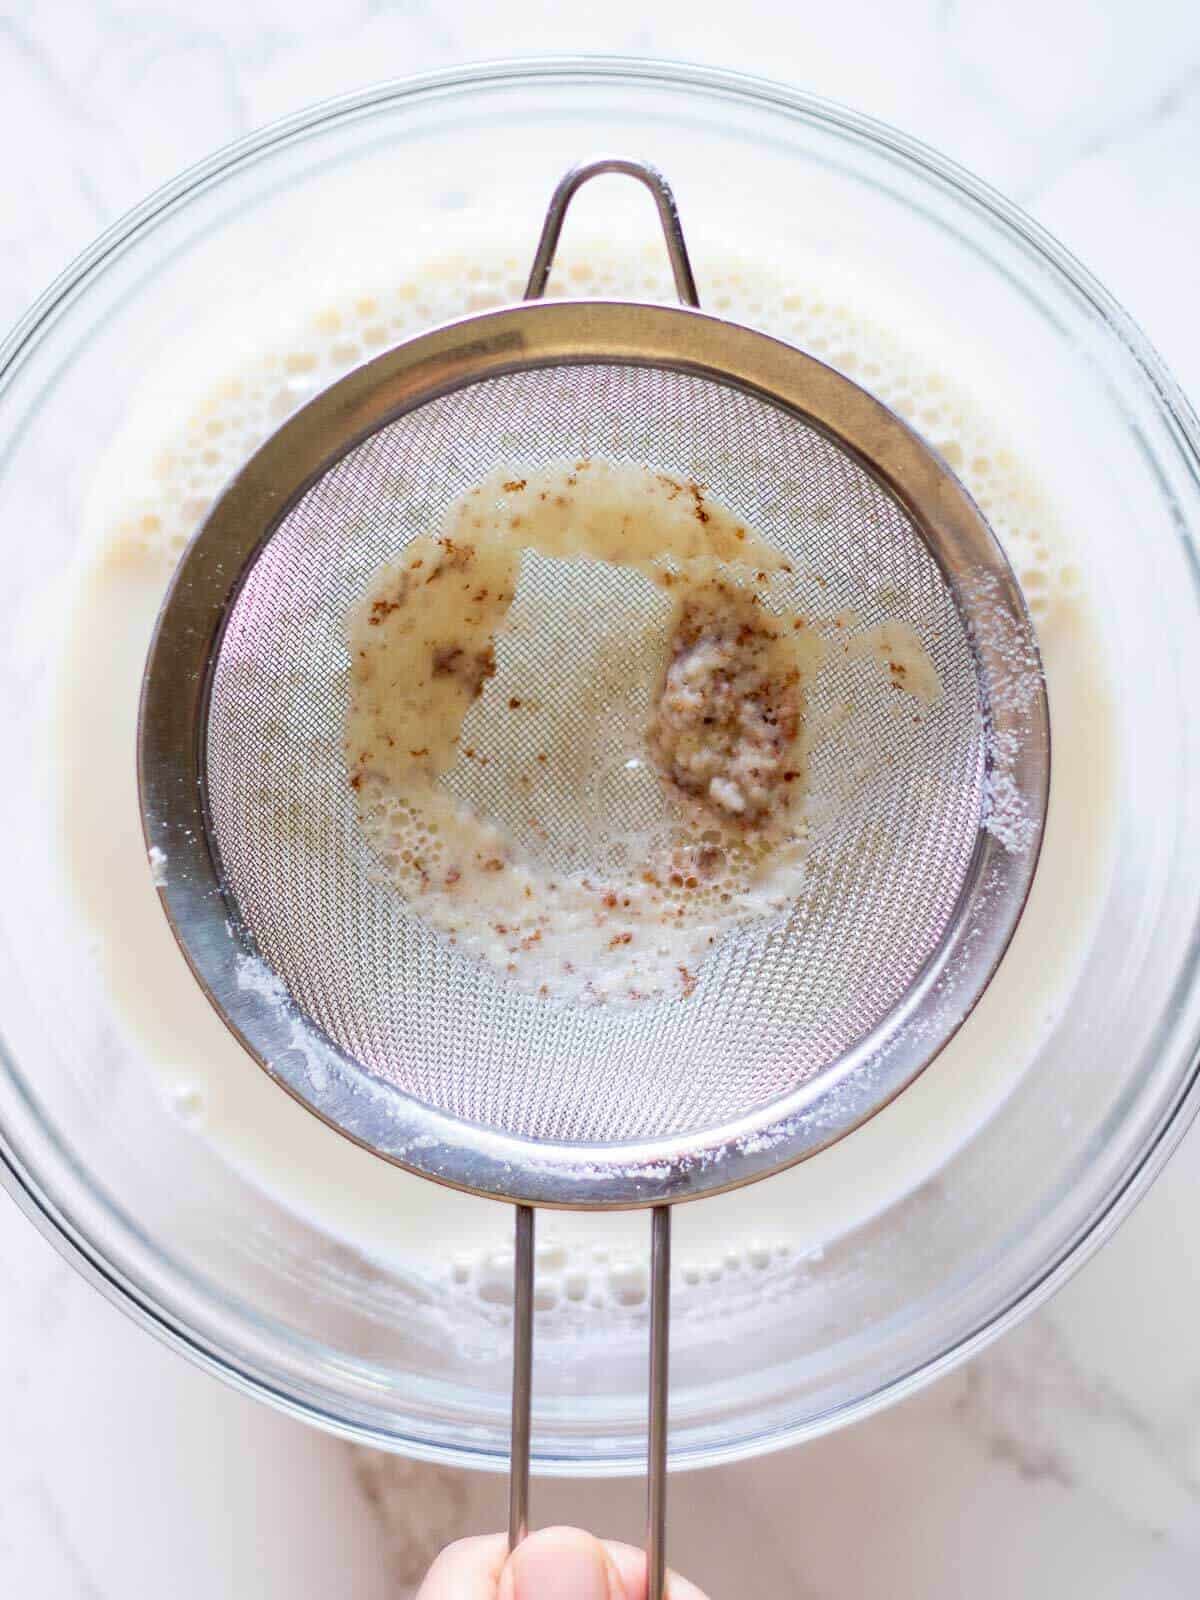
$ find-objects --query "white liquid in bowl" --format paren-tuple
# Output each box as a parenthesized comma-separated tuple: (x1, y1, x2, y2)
(52, 231, 1116, 1321)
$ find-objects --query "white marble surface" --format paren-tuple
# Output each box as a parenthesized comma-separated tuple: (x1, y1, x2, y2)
(3, 4, 1200, 1595)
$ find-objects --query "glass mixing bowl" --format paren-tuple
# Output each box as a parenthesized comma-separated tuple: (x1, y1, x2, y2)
(2, 58, 1199, 1473)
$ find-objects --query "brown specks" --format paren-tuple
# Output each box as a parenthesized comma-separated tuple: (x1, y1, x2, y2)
(431, 642, 495, 697)
(436, 535, 475, 571)
(432, 645, 465, 676)
(502, 478, 527, 493)
(608, 931, 633, 949)
(678, 966, 697, 998)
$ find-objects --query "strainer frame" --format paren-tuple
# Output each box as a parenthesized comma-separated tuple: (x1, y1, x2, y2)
(139, 293, 1049, 1213)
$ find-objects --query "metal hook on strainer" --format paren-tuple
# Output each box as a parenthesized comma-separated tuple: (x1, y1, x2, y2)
(139, 158, 1049, 1598)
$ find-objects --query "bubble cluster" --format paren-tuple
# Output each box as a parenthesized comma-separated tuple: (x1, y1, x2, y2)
(106, 232, 1075, 649)
(435, 1230, 805, 1346)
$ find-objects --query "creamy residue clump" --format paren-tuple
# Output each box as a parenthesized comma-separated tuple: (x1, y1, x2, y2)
(344, 459, 830, 1004)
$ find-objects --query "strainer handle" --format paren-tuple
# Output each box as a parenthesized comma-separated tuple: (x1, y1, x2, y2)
(508, 1204, 534, 1549)
(647, 1205, 672, 1599)
(507, 1204, 673, 1600)
(524, 157, 701, 309)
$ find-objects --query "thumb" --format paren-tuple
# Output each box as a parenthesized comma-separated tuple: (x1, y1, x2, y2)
(502, 1526, 628, 1600)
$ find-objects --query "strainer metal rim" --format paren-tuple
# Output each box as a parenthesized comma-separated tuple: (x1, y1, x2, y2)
(139, 296, 1049, 1210)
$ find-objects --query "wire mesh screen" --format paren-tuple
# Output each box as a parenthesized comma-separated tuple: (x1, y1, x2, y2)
(205, 363, 985, 1144)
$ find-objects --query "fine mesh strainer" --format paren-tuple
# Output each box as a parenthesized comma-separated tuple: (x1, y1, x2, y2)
(139, 159, 1049, 1595)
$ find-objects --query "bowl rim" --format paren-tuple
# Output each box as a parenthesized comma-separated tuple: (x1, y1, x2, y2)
(3, 51, 1200, 1472)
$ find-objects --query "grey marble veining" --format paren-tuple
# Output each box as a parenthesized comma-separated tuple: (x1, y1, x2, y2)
(2, 4, 1200, 1596)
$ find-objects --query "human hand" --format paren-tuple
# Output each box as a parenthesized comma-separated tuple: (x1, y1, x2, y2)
(416, 1525, 710, 1599)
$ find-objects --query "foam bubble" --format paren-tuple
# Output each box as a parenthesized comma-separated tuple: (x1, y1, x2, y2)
(167, 1083, 206, 1126)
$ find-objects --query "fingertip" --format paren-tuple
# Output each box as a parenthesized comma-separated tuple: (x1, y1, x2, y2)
(600, 1538, 712, 1600)
(505, 1525, 628, 1599)
(417, 1527, 710, 1600)
(417, 1532, 508, 1597)
(601, 1539, 648, 1595)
